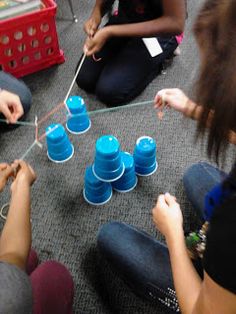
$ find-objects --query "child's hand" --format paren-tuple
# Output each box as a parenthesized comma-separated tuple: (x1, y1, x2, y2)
(0, 90, 24, 123)
(11, 160, 36, 191)
(84, 27, 111, 56)
(152, 193, 183, 240)
(0, 163, 14, 192)
(154, 88, 190, 115)
(84, 12, 101, 37)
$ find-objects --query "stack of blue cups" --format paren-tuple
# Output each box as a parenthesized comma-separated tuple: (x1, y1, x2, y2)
(133, 136, 158, 176)
(66, 96, 91, 134)
(46, 123, 74, 163)
(83, 135, 125, 205)
(83, 135, 157, 205)
(112, 152, 137, 192)
(92, 135, 125, 182)
(83, 166, 112, 206)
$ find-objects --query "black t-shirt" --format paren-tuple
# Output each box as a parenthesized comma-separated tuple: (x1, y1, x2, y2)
(203, 194, 236, 294)
(118, 0, 163, 22)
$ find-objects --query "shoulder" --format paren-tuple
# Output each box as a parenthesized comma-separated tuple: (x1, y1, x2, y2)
(203, 194, 236, 294)
(0, 262, 33, 314)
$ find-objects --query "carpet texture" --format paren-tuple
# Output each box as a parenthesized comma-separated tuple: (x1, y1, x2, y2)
(0, 0, 235, 313)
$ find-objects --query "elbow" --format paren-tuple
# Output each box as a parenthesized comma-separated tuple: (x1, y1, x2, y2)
(173, 19, 185, 35)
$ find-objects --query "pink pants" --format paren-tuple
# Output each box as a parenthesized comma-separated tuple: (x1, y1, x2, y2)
(27, 250, 74, 314)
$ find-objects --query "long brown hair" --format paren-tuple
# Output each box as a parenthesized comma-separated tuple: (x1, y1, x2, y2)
(193, 0, 236, 162)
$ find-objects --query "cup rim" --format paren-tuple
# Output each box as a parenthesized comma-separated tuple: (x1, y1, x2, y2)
(83, 188, 112, 206)
(47, 144, 74, 163)
(135, 161, 158, 176)
(66, 119, 91, 134)
(92, 163, 125, 182)
(113, 176, 138, 193)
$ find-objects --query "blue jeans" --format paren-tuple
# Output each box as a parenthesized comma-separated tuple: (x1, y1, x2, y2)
(76, 16, 178, 106)
(0, 71, 32, 126)
(97, 162, 226, 312)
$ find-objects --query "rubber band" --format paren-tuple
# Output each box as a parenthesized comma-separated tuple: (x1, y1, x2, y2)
(37, 102, 65, 126)
(0, 203, 9, 220)
(92, 54, 102, 62)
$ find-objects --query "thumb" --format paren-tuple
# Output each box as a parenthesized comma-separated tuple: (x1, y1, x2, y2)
(164, 193, 177, 206)
(157, 194, 168, 207)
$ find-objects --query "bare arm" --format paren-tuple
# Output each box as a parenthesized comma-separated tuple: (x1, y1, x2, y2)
(153, 193, 202, 313)
(153, 193, 236, 314)
(193, 272, 236, 314)
(154, 88, 236, 145)
(0, 160, 36, 270)
(84, 0, 112, 37)
(107, 0, 185, 38)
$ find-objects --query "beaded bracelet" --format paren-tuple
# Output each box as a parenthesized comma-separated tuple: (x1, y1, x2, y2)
(186, 222, 209, 259)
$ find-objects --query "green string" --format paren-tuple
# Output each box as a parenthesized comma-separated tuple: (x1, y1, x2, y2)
(0, 118, 35, 127)
(4, 99, 155, 161)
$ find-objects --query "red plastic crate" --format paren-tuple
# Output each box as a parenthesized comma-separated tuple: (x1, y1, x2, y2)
(0, 0, 65, 77)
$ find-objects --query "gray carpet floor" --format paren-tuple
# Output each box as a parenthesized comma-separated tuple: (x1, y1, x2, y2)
(0, 0, 235, 313)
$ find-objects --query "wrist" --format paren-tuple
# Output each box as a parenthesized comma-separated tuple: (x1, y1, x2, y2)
(92, 6, 102, 20)
(183, 98, 196, 118)
(104, 25, 115, 38)
(11, 177, 31, 192)
(165, 226, 185, 247)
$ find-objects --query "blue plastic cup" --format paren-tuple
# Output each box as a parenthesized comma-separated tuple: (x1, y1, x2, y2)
(93, 135, 125, 182)
(133, 136, 158, 176)
(112, 152, 138, 192)
(46, 123, 74, 163)
(83, 166, 112, 205)
(66, 96, 91, 134)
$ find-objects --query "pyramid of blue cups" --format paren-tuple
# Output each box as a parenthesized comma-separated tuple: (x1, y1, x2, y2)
(45, 96, 158, 205)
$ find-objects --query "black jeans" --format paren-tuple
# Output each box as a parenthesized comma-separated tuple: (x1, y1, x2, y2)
(76, 21, 178, 106)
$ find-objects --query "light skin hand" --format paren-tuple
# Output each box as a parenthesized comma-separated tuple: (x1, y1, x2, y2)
(152, 193, 184, 240)
(11, 160, 36, 192)
(154, 88, 190, 115)
(0, 90, 24, 123)
(83, 27, 111, 56)
(0, 163, 15, 192)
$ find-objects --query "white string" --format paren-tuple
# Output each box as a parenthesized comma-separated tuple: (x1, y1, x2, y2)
(19, 140, 39, 160)
(63, 53, 86, 112)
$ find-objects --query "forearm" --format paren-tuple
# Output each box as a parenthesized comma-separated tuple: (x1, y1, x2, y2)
(106, 16, 184, 38)
(0, 182, 31, 270)
(93, 0, 110, 17)
(166, 231, 202, 314)
(184, 99, 236, 145)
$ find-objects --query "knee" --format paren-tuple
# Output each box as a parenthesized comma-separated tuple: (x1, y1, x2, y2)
(96, 80, 126, 106)
(34, 261, 74, 291)
(18, 82, 32, 116)
(76, 71, 95, 93)
(97, 221, 120, 250)
(0, 72, 32, 115)
(97, 221, 127, 256)
(183, 162, 209, 189)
